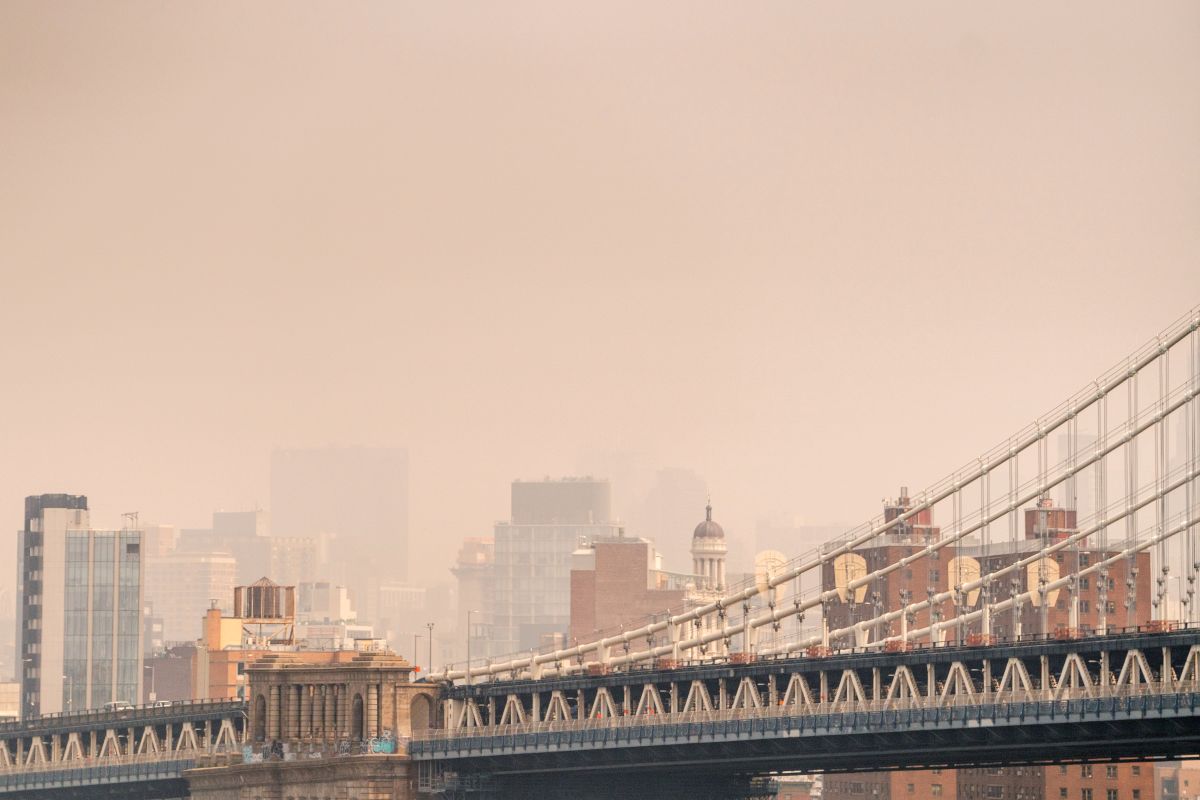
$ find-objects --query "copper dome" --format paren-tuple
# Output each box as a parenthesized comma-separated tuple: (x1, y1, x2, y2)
(692, 503, 725, 539)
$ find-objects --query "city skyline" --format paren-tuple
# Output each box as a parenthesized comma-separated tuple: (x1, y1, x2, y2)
(2, 2, 1197, 600)
(1, 3, 1198, 796)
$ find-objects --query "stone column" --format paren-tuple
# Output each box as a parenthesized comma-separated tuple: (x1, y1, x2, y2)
(367, 684, 379, 739)
(300, 685, 310, 738)
(288, 685, 301, 739)
(269, 685, 281, 740)
(325, 686, 336, 739)
(338, 684, 350, 738)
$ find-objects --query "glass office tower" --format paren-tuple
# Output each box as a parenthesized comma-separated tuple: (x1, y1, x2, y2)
(18, 495, 144, 718)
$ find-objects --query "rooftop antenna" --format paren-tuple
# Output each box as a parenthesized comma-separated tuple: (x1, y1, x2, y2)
(122, 511, 139, 530)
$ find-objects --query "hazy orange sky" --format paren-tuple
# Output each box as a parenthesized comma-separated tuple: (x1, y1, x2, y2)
(2, 2, 1197, 584)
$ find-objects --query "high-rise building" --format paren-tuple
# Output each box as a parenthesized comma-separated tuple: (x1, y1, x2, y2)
(452, 538, 493, 667)
(270, 447, 409, 591)
(178, 510, 272, 586)
(628, 467, 709, 575)
(144, 550, 237, 644)
(489, 478, 621, 655)
(16, 494, 144, 718)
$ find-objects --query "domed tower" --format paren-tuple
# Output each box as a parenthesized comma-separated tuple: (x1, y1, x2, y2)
(691, 502, 728, 591)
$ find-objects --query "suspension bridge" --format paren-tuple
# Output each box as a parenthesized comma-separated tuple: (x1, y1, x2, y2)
(411, 304, 1200, 796)
(2, 304, 1198, 800)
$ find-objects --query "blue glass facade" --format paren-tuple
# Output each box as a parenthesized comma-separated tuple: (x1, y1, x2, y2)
(63, 532, 89, 711)
(61, 529, 143, 710)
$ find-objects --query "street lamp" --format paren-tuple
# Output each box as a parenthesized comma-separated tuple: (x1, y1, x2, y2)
(465, 611, 479, 686)
(426, 622, 435, 675)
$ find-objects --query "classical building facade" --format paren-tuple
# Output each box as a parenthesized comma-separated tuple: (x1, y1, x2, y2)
(186, 651, 438, 800)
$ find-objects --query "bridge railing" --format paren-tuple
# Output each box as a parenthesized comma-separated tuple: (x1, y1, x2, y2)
(0, 698, 248, 735)
(415, 681, 1193, 743)
(0, 749, 202, 776)
(435, 306, 1200, 683)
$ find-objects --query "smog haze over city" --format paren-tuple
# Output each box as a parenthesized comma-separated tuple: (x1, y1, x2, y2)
(2, 2, 1199, 670)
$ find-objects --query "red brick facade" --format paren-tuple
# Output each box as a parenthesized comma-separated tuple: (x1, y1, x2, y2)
(823, 493, 1154, 800)
(570, 538, 687, 643)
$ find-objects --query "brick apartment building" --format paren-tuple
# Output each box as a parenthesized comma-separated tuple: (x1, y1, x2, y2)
(570, 504, 728, 646)
(823, 489, 1154, 800)
(570, 533, 688, 642)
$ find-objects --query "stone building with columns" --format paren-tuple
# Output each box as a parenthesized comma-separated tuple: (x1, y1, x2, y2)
(691, 502, 727, 592)
(186, 650, 439, 800)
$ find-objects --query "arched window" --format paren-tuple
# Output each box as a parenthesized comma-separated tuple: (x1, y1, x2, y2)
(351, 693, 365, 741)
(253, 694, 267, 742)
(410, 694, 432, 732)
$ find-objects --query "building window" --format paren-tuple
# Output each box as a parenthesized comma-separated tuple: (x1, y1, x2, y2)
(1082, 790, 1094, 800)
(986, 786, 1004, 799)
(1081, 600, 1091, 613)
(908, 785, 915, 794)
(1107, 790, 1118, 800)
(1132, 767, 1141, 777)
(932, 785, 943, 797)
(1060, 766, 1069, 775)
(1106, 766, 1117, 779)
(1132, 792, 1141, 800)
(1060, 790, 1068, 799)
(1082, 766, 1093, 778)
(1081, 578, 1090, 590)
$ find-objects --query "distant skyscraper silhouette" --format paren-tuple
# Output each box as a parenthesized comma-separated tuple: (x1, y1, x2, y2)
(269, 447, 409, 613)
